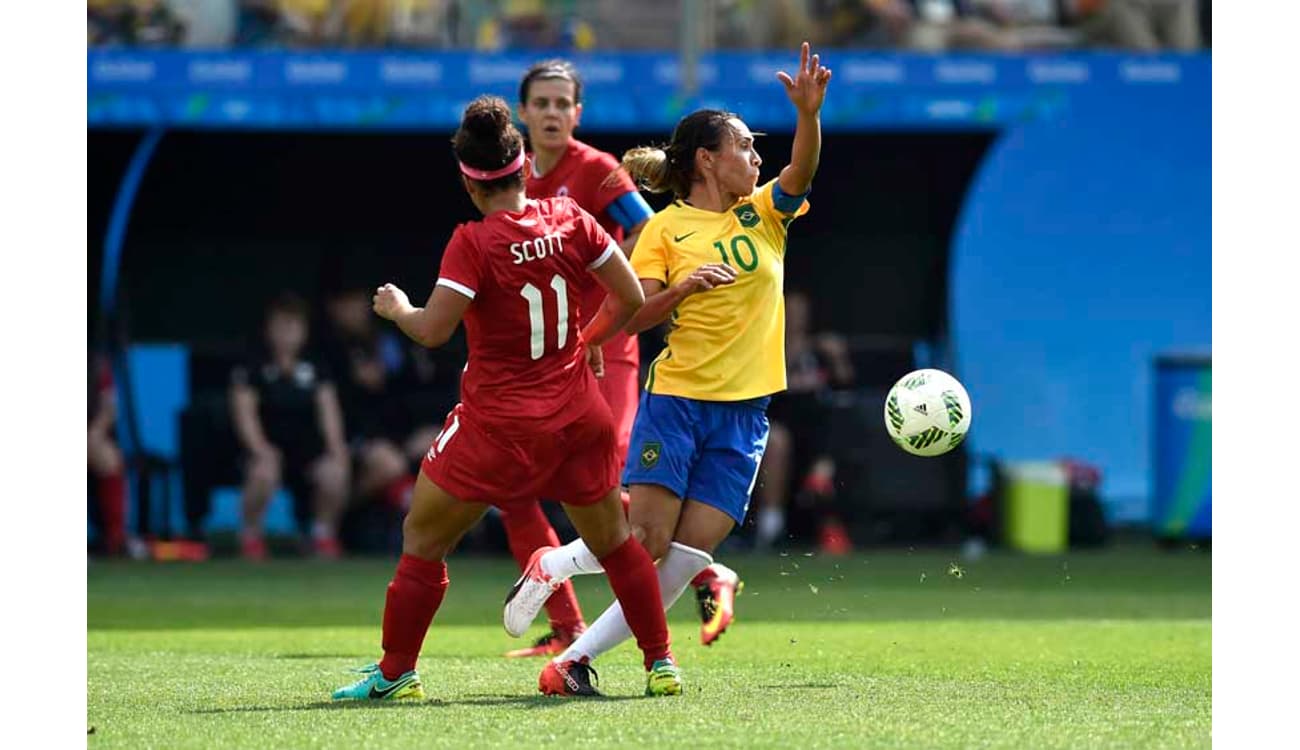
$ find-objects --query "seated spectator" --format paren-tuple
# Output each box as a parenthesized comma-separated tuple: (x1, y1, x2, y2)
(89, 353, 130, 556)
(89, 0, 132, 46)
(754, 291, 857, 553)
(388, 0, 458, 48)
(906, 0, 1021, 51)
(809, 0, 917, 48)
(809, 0, 1064, 51)
(235, 0, 284, 46)
(321, 285, 460, 514)
(1076, 0, 1201, 50)
(476, 0, 594, 51)
(124, 0, 188, 47)
(278, 0, 336, 46)
(338, 0, 393, 47)
(229, 293, 351, 559)
(967, 1, 1080, 50)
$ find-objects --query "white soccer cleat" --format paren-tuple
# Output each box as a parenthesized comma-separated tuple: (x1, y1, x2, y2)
(503, 546, 562, 638)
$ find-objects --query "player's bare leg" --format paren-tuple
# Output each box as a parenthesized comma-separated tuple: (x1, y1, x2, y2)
(333, 472, 487, 701)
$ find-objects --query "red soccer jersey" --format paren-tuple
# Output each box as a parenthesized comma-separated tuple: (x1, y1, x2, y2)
(436, 196, 620, 433)
(527, 139, 640, 365)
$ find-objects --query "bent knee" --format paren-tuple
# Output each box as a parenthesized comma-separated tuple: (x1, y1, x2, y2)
(248, 456, 281, 487)
(314, 455, 351, 489)
(363, 440, 407, 480)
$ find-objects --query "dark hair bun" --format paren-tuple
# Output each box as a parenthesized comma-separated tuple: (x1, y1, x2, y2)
(452, 95, 525, 193)
(461, 97, 513, 141)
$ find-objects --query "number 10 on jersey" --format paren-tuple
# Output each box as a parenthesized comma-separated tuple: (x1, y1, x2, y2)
(519, 274, 569, 360)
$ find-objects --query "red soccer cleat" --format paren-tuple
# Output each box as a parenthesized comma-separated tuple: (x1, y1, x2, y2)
(538, 659, 601, 697)
(695, 562, 742, 646)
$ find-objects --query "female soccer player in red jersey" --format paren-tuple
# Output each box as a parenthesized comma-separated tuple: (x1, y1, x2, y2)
(332, 95, 682, 701)
(498, 59, 743, 659)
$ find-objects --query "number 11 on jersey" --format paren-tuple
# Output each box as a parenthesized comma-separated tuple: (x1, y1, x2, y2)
(519, 274, 569, 360)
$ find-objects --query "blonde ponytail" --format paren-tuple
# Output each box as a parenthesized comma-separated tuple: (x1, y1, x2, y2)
(621, 146, 674, 194)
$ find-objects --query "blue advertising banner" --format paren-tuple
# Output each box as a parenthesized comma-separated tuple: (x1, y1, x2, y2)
(87, 50, 1208, 130)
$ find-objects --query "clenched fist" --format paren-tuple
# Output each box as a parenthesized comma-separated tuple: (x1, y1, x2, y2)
(373, 283, 412, 321)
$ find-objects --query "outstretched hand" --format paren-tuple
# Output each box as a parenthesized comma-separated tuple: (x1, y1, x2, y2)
(776, 42, 832, 116)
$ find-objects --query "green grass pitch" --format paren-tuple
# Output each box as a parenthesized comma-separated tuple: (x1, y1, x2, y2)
(88, 546, 1210, 748)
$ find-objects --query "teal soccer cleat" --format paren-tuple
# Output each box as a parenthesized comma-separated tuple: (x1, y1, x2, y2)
(331, 664, 426, 701)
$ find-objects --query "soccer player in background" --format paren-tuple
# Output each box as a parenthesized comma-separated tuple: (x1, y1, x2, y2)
(499, 59, 744, 658)
(332, 95, 682, 701)
(504, 42, 831, 696)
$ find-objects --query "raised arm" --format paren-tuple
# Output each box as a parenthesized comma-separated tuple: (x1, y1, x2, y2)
(775, 42, 833, 197)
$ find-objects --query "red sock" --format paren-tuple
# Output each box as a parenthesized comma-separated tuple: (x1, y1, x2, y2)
(599, 536, 671, 669)
(96, 473, 127, 554)
(690, 565, 717, 588)
(500, 503, 585, 634)
(379, 554, 449, 679)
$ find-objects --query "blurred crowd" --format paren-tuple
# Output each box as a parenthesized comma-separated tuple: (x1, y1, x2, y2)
(88, 0, 597, 51)
(89, 0, 1209, 52)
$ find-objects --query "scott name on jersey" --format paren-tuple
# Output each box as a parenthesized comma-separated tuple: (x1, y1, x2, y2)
(510, 232, 564, 265)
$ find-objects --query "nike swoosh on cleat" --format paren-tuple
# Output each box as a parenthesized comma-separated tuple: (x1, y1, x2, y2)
(673, 232, 697, 242)
(368, 678, 410, 699)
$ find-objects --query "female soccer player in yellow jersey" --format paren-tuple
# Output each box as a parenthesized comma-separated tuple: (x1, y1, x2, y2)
(503, 41, 832, 696)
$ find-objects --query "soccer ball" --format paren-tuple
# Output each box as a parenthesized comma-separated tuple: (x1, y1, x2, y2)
(884, 369, 972, 457)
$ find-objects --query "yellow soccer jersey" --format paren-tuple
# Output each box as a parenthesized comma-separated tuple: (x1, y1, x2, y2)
(632, 178, 811, 401)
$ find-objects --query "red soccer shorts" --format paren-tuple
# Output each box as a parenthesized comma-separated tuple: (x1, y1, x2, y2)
(420, 396, 619, 508)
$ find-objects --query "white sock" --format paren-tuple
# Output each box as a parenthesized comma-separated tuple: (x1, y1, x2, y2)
(539, 538, 604, 581)
(757, 508, 784, 546)
(557, 541, 714, 664)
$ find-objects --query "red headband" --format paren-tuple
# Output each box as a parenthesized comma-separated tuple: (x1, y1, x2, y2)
(458, 151, 525, 181)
